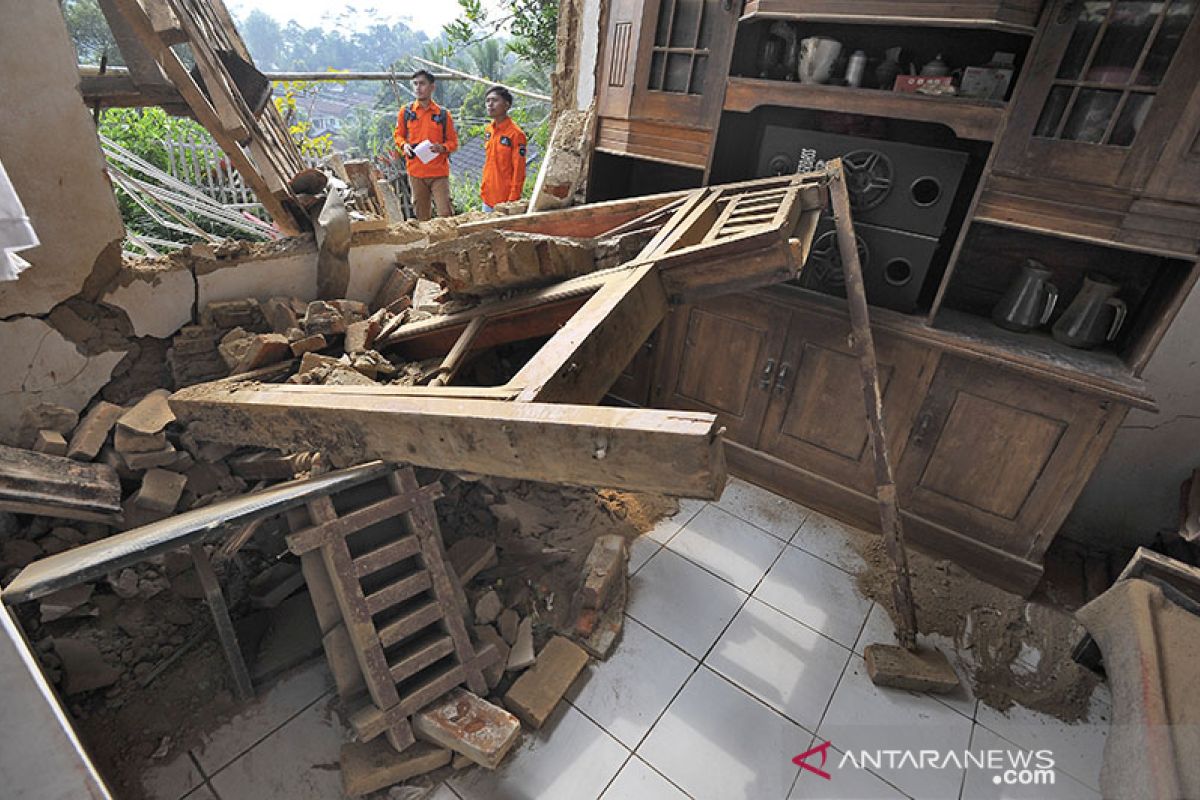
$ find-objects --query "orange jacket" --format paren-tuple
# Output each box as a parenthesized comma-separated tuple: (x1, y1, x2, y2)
(394, 100, 458, 179)
(480, 116, 528, 207)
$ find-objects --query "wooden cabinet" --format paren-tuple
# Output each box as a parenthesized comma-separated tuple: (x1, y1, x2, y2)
(895, 356, 1111, 560)
(740, 1, 1046, 32)
(596, 0, 740, 170)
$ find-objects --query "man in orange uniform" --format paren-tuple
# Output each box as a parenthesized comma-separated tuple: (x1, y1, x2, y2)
(394, 69, 459, 220)
(480, 86, 528, 212)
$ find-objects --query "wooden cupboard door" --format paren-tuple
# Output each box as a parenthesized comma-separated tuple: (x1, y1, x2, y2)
(757, 311, 932, 494)
(1144, 80, 1200, 203)
(896, 357, 1109, 559)
(654, 295, 790, 447)
(995, 0, 1200, 191)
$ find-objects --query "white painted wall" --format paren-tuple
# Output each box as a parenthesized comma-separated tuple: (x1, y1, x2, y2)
(576, 0, 604, 112)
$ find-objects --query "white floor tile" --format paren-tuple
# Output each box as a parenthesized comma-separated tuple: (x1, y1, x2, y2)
(639, 667, 810, 800)
(627, 548, 746, 659)
(667, 505, 787, 592)
(648, 502, 706, 545)
(715, 477, 809, 541)
(819, 656, 972, 800)
(192, 659, 332, 773)
(208, 695, 345, 800)
(567, 617, 697, 749)
(754, 546, 872, 649)
(706, 597, 850, 731)
(601, 756, 691, 799)
(140, 750, 203, 800)
(629, 535, 661, 575)
(963, 725, 1100, 799)
(450, 702, 628, 800)
(976, 689, 1110, 792)
(789, 512, 869, 574)
(789, 745, 908, 800)
(853, 604, 978, 720)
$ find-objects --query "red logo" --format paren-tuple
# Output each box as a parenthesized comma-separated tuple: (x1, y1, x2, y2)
(794, 740, 833, 780)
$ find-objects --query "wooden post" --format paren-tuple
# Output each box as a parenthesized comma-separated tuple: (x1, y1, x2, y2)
(826, 159, 919, 651)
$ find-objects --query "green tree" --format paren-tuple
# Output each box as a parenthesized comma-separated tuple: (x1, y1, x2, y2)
(446, 0, 558, 69)
(62, 0, 123, 65)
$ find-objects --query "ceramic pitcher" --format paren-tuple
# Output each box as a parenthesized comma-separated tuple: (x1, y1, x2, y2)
(1052, 273, 1127, 349)
(992, 259, 1058, 333)
(798, 37, 842, 84)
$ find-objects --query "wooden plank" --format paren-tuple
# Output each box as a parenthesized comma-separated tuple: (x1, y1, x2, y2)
(512, 265, 668, 404)
(190, 543, 254, 700)
(377, 600, 442, 648)
(285, 486, 442, 555)
(388, 636, 456, 684)
(169, 387, 726, 499)
(353, 536, 422, 578)
(365, 572, 433, 616)
(0, 445, 121, 516)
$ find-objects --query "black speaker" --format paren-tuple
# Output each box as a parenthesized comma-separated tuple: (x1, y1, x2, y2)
(757, 127, 968, 238)
(802, 217, 940, 314)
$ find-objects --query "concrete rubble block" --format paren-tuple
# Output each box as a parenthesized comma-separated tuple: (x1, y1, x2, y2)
(343, 319, 381, 354)
(506, 617, 535, 672)
(498, 608, 520, 645)
(131, 468, 187, 513)
(217, 327, 254, 370)
(290, 333, 326, 356)
(371, 267, 418, 311)
(413, 688, 521, 770)
(473, 624, 509, 689)
(474, 590, 502, 626)
(232, 333, 291, 374)
(447, 537, 498, 585)
(578, 534, 628, 611)
(33, 429, 68, 456)
(118, 389, 176, 436)
(331, 299, 369, 323)
(302, 300, 347, 336)
(113, 426, 168, 454)
(53, 637, 121, 695)
(201, 298, 268, 332)
(340, 739, 450, 797)
(101, 262, 195, 339)
(67, 401, 124, 461)
(503, 636, 590, 729)
(121, 442, 179, 471)
(261, 296, 300, 334)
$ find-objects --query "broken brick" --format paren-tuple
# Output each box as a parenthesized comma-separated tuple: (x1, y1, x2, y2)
(504, 636, 590, 729)
(302, 301, 347, 336)
(121, 442, 180, 471)
(232, 333, 291, 374)
(114, 427, 168, 454)
(339, 739, 450, 797)
(413, 688, 521, 770)
(67, 401, 124, 461)
(262, 296, 299, 334)
(131, 468, 187, 513)
(343, 319, 380, 354)
(117, 389, 176, 436)
(33, 429, 68, 456)
(289, 333, 326, 356)
(578, 534, 628, 611)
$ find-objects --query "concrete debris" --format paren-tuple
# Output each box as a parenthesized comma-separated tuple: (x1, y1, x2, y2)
(33, 429, 68, 456)
(54, 637, 121, 694)
(506, 617, 535, 672)
(474, 590, 502, 626)
(413, 688, 521, 770)
(39, 584, 95, 623)
(68, 401, 124, 461)
(498, 608, 520, 646)
(117, 389, 176, 436)
(503, 636, 590, 729)
(340, 739, 450, 797)
(131, 468, 187, 513)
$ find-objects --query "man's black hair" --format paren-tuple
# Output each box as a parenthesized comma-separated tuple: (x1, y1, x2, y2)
(412, 69, 436, 84)
(486, 86, 514, 105)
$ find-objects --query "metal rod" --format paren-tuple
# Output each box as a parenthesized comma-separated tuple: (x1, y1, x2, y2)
(410, 56, 552, 102)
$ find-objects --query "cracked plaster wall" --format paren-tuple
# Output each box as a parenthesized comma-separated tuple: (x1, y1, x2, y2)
(1064, 284, 1200, 549)
(0, 0, 125, 319)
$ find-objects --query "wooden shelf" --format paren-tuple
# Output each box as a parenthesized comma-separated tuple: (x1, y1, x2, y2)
(740, 0, 1040, 35)
(724, 77, 1007, 141)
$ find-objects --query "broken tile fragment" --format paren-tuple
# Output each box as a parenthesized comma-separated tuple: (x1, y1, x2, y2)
(503, 636, 589, 729)
(413, 688, 521, 770)
(506, 617, 535, 672)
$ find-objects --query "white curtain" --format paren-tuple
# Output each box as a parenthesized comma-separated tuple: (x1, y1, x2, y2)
(0, 157, 38, 281)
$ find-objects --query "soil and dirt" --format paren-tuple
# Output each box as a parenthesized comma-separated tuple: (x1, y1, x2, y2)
(853, 534, 1102, 722)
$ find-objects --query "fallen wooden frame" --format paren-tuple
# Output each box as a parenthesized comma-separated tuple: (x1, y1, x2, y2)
(0, 445, 122, 524)
(170, 175, 827, 497)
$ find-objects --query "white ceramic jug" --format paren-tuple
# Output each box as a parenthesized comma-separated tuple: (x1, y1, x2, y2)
(798, 37, 842, 84)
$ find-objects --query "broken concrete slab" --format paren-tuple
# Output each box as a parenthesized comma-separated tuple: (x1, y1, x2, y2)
(101, 262, 195, 339)
(131, 468, 187, 513)
(340, 739, 450, 797)
(506, 617, 535, 672)
(413, 688, 521, 770)
(67, 401, 124, 461)
(503, 636, 590, 729)
(117, 390, 176, 436)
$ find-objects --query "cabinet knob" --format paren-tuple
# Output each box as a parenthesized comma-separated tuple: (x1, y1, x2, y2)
(759, 359, 776, 390)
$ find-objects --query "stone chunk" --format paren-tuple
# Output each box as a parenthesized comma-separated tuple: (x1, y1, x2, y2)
(302, 300, 347, 336)
(262, 296, 299, 334)
(506, 617, 535, 672)
(504, 636, 590, 729)
(121, 442, 179, 471)
(33, 429, 68, 456)
(232, 333, 291, 374)
(20, 403, 79, 439)
(447, 537, 498, 585)
(54, 638, 121, 694)
(578, 534, 627, 610)
(114, 427, 168, 454)
(217, 327, 254, 370)
(67, 401, 124, 461)
(131, 468, 187, 513)
(40, 584, 94, 623)
(343, 319, 380, 354)
(340, 739, 450, 797)
(117, 389, 176, 436)
(474, 590, 502, 625)
(864, 644, 961, 694)
(413, 689, 521, 770)
(498, 608, 519, 645)
(371, 267, 418, 311)
(289, 333, 326, 356)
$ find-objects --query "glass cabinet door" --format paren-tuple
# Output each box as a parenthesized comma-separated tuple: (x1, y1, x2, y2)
(633, 0, 739, 124)
(997, 0, 1200, 188)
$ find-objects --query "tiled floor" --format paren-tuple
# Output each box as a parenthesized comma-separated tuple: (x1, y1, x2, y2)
(143, 477, 1110, 800)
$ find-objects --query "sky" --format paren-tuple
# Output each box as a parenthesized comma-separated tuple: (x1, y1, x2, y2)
(224, 0, 492, 36)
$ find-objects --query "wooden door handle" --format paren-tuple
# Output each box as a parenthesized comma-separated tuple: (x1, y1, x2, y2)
(774, 363, 791, 394)
(759, 359, 776, 390)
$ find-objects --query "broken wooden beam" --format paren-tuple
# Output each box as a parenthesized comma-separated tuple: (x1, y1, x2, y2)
(169, 385, 726, 498)
(0, 444, 122, 522)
